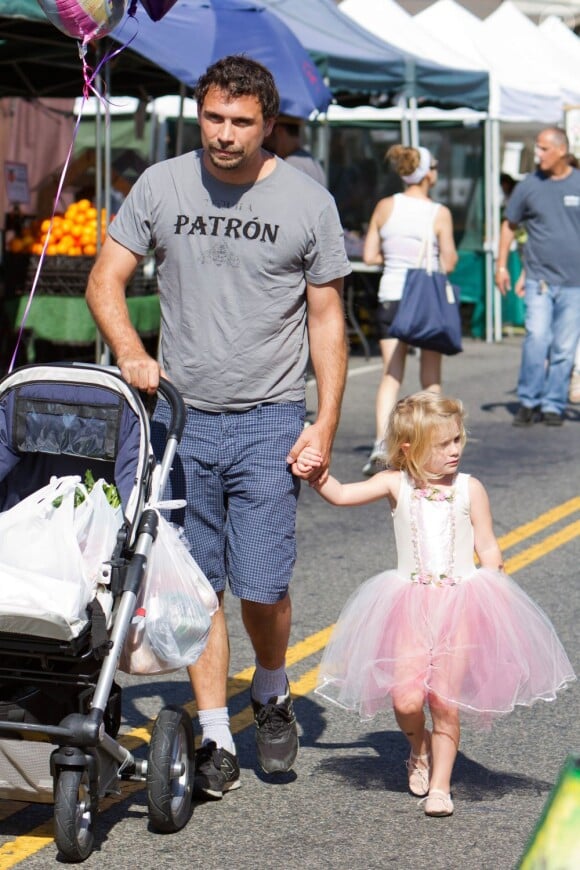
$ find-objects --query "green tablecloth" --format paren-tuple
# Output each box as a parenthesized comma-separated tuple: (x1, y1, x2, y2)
(448, 248, 526, 338)
(3, 294, 160, 363)
(504, 249, 526, 328)
(449, 250, 486, 338)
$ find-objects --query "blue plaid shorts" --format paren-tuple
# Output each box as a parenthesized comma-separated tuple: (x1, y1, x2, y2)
(151, 400, 305, 604)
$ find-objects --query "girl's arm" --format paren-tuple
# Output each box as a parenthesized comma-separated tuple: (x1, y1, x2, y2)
(469, 477, 504, 571)
(313, 469, 400, 508)
(362, 199, 393, 266)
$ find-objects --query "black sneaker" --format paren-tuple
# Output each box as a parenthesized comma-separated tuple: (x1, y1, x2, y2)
(193, 741, 241, 800)
(542, 411, 564, 426)
(251, 682, 299, 774)
(512, 405, 536, 427)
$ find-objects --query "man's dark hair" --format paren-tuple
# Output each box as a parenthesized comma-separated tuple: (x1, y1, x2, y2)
(277, 121, 301, 137)
(195, 55, 280, 120)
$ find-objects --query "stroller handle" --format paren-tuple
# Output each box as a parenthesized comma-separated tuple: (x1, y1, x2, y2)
(156, 377, 186, 441)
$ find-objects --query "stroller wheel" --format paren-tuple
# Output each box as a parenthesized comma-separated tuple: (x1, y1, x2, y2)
(147, 705, 194, 833)
(54, 768, 96, 862)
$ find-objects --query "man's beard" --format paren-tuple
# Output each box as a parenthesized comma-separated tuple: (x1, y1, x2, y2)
(207, 147, 245, 171)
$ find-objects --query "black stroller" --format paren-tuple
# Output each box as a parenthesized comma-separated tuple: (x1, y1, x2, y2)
(0, 362, 195, 862)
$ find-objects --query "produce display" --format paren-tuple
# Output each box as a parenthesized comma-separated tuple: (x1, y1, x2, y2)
(7, 200, 110, 257)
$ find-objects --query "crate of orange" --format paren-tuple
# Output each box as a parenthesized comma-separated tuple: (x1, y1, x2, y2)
(4, 200, 156, 298)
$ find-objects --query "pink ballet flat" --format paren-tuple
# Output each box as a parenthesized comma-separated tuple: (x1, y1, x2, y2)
(422, 789, 454, 817)
(406, 747, 431, 797)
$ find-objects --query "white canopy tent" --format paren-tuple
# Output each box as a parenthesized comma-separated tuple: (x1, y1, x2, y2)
(540, 13, 580, 69)
(415, 0, 580, 340)
(539, 15, 580, 155)
(480, 2, 580, 116)
(340, 0, 501, 340)
(416, 0, 568, 122)
(340, 0, 488, 145)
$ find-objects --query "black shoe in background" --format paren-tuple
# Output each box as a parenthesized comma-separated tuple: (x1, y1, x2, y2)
(251, 682, 299, 774)
(542, 411, 564, 426)
(193, 741, 241, 799)
(512, 405, 536, 427)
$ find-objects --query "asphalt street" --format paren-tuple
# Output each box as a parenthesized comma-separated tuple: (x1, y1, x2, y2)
(0, 335, 579, 869)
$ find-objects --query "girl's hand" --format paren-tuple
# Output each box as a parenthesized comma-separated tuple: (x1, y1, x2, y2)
(294, 446, 323, 475)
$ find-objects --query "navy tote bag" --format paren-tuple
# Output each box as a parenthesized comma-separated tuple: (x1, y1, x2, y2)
(388, 206, 462, 356)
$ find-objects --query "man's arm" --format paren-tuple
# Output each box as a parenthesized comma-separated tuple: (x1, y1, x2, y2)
(86, 236, 162, 393)
(494, 220, 518, 296)
(286, 278, 348, 483)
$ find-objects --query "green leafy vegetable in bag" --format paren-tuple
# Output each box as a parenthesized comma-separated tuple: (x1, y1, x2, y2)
(52, 471, 121, 509)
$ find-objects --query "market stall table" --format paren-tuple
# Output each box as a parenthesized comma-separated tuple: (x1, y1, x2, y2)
(4, 294, 160, 363)
(346, 260, 381, 361)
(1, 253, 160, 366)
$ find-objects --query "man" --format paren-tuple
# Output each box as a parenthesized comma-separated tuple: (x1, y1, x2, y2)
(263, 115, 326, 185)
(495, 127, 580, 427)
(85, 55, 349, 796)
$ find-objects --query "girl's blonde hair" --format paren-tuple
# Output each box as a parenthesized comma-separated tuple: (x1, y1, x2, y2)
(386, 391, 467, 482)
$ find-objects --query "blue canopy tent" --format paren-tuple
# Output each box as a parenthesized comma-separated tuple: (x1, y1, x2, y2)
(0, 0, 332, 116)
(109, 0, 332, 119)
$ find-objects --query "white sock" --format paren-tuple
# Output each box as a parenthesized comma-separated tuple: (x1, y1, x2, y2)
(198, 707, 236, 755)
(251, 661, 288, 705)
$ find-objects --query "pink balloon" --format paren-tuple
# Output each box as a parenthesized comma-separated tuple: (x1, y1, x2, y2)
(37, 0, 128, 41)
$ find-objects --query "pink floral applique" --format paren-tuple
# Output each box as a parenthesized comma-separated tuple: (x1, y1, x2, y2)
(413, 486, 454, 503)
(411, 571, 458, 587)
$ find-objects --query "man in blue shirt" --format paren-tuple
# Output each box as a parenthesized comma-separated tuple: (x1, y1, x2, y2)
(495, 127, 580, 426)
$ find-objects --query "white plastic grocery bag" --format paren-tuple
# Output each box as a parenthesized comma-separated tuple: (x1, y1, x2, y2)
(120, 516, 218, 675)
(74, 478, 123, 584)
(0, 475, 123, 623)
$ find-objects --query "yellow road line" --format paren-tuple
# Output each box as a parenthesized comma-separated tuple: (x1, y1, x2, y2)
(498, 496, 580, 551)
(504, 520, 580, 575)
(0, 507, 578, 868)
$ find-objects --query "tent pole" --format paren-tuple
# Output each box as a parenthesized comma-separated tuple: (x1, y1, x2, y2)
(483, 116, 494, 343)
(400, 97, 410, 146)
(491, 117, 503, 342)
(409, 96, 419, 147)
(94, 54, 103, 365)
(175, 81, 186, 157)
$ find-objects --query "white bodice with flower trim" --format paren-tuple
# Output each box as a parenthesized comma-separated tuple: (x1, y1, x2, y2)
(392, 472, 477, 585)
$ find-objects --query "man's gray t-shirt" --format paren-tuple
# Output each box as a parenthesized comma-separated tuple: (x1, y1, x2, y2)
(505, 168, 580, 286)
(109, 151, 350, 411)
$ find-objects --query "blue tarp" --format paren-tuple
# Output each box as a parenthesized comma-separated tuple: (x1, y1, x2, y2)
(109, 0, 333, 117)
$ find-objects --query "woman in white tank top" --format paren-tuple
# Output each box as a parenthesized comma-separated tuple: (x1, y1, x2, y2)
(361, 145, 458, 476)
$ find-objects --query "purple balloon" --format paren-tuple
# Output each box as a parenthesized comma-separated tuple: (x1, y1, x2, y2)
(138, 0, 179, 21)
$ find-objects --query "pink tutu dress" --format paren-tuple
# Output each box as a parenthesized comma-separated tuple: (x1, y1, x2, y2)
(315, 472, 575, 727)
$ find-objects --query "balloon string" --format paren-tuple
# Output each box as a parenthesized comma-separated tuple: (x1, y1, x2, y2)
(7, 34, 134, 373)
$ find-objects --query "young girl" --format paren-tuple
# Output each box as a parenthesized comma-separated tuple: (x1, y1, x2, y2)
(299, 392, 575, 817)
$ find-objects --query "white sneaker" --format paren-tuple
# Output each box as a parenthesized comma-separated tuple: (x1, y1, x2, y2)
(362, 441, 386, 476)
